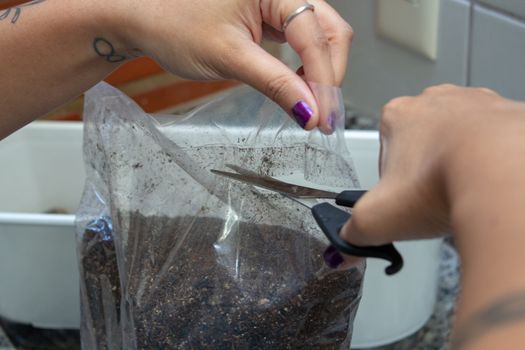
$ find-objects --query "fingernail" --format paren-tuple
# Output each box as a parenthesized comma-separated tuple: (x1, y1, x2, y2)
(327, 112, 337, 131)
(292, 101, 313, 128)
(323, 245, 344, 269)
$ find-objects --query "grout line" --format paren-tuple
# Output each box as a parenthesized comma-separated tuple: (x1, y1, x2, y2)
(475, 1, 525, 22)
(465, 0, 476, 86)
(466, 0, 525, 87)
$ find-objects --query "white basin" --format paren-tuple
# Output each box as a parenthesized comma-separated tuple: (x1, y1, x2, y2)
(0, 121, 441, 347)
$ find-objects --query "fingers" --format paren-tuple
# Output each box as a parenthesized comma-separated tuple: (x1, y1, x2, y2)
(324, 84, 503, 269)
(281, 2, 335, 132)
(261, 0, 352, 86)
(322, 181, 421, 271)
(261, 0, 351, 132)
(308, 0, 354, 86)
(339, 182, 415, 247)
(228, 42, 319, 129)
(323, 245, 363, 270)
(281, 4, 335, 86)
(262, 23, 286, 43)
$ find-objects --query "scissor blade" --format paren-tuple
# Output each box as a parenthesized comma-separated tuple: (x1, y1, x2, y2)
(225, 164, 340, 199)
(225, 164, 268, 177)
(279, 192, 314, 210)
(210, 168, 339, 199)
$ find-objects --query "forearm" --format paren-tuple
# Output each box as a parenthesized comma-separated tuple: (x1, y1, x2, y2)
(447, 114, 525, 349)
(0, 0, 134, 139)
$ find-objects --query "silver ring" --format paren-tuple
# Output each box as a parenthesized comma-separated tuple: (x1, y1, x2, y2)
(282, 3, 315, 32)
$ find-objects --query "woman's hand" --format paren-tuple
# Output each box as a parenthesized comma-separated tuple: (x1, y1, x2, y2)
(0, 0, 350, 138)
(337, 85, 525, 350)
(335, 85, 525, 265)
(115, 0, 352, 132)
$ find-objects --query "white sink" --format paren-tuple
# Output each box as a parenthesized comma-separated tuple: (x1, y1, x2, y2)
(0, 121, 441, 347)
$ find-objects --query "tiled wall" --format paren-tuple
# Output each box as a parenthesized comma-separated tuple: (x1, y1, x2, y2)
(328, 0, 525, 118)
(471, 2, 525, 101)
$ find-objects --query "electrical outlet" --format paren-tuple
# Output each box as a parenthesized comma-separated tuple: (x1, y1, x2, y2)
(376, 0, 441, 60)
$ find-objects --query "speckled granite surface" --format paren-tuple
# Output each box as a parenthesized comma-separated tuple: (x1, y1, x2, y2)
(357, 240, 461, 350)
(0, 326, 14, 350)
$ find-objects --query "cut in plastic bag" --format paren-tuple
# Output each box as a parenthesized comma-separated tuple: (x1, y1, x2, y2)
(76, 82, 364, 349)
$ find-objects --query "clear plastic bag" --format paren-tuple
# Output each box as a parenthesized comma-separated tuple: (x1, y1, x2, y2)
(76, 82, 365, 349)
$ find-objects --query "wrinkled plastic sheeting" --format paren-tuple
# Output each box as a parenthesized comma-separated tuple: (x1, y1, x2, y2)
(76, 82, 364, 349)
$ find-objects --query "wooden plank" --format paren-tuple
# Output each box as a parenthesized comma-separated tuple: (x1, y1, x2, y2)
(44, 79, 239, 121)
(0, 0, 28, 10)
(105, 58, 164, 85)
(133, 80, 239, 113)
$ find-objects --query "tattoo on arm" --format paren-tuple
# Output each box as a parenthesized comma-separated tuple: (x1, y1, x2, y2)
(452, 292, 525, 349)
(93, 38, 142, 63)
(0, 0, 46, 24)
(93, 38, 127, 63)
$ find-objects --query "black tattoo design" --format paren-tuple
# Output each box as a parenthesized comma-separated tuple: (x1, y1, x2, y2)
(0, 0, 46, 24)
(452, 292, 525, 349)
(93, 37, 127, 63)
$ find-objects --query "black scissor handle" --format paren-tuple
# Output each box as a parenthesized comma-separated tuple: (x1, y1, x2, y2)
(335, 190, 367, 208)
(312, 202, 403, 275)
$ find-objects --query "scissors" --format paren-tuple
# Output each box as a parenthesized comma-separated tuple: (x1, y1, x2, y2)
(211, 164, 403, 275)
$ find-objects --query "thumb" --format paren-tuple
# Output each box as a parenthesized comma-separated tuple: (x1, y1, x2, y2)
(228, 42, 319, 130)
(340, 180, 420, 247)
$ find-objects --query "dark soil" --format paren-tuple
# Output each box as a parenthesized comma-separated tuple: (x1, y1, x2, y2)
(80, 217, 121, 350)
(81, 212, 363, 349)
(116, 212, 363, 349)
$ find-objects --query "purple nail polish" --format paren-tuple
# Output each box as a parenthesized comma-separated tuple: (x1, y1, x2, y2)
(323, 245, 344, 269)
(327, 112, 337, 131)
(292, 100, 313, 128)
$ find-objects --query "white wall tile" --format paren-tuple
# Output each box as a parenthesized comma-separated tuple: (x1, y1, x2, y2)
(478, 0, 525, 19)
(328, 0, 470, 117)
(470, 6, 525, 101)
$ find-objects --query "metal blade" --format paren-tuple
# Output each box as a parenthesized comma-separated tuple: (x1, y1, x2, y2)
(225, 164, 339, 199)
(278, 192, 314, 210)
(210, 169, 315, 209)
(211, 166, 339, 199)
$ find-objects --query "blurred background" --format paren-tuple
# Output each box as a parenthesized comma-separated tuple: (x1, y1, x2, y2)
(332, 0, 525, 126)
